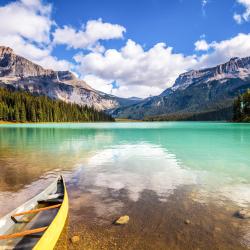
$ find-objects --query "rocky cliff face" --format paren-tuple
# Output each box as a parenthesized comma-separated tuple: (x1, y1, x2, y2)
(113, 56, 250, 120)
(166, 57, 250, 92)
(0, 46, 56, 78)
(0, 46, 138, 110)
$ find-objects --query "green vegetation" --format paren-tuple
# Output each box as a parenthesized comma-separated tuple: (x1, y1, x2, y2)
(233, 89, 250, 122)
(144, 107, 233, 121)
(0, 88, 114, 122)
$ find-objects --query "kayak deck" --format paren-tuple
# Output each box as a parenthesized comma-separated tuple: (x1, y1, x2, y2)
(0, 176, 66, 250)
(3, 207, 60, 249)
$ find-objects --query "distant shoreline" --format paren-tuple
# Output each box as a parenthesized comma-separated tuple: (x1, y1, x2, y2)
(115, 118, 143, 122)
(0, 119, 142, 124)
(0, 120, 115, 124)
(0, 121, 16, 124)
(1, 120, 249, 124)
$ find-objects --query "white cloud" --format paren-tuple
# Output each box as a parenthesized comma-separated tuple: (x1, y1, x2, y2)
(1, 0, 250, 98)
(234, 13, 243, 24)
(83, 74, 113, 94)
(53, 19, 126, 49)
(234, 0, 250, 23)
(0, 0, 52, 43)
(83, 74, 163, 97)
(74, 39, 197, 97)
(76, 34, 250, 97)
(194, 39, 210, 51)
(34, 55, 72, 71)
(202, 0, 208, 7)
(196, 33, 250, 68)
(0, 0, 72, 71)
(201, 0, 208, 16)
(112, 85, 162, 98)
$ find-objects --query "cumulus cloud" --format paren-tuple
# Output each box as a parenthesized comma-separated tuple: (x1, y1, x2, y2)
(0, 0, 52, 43)
(83, 74, 114, 94)
(194, 39, 210, 51)
(53, 19, 126, 49)
(0, 0, 72, 71)
(34, 55, 72, 71)
(74, 39, 197, 97)
(1, 0, 250, 98)
(196, 33, 250, 68)
(82, 74, 163, 97)
(234, 0, 250, 24)
(75, 34, 250, 97)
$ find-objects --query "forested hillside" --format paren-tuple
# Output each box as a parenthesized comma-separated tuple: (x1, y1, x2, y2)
(144, 107, 233, 121)
(0, 88, 114, 122)
(233, 89, 250, 122)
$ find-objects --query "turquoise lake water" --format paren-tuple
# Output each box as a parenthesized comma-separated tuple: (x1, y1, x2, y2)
(0, 122, 250, 248)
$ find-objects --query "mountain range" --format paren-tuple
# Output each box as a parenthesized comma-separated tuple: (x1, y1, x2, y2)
(1, 45, 250, 121)
(112, 57, 250, 120)
(0, 46, 140, 111)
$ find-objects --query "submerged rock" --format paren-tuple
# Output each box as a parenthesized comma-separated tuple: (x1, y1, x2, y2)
(184, 219, 191, 225)
(71, 235, 80, 243)
(114, 215, 130, 225)
(214, 227, 221, 232)
(236, 209, 250, 219)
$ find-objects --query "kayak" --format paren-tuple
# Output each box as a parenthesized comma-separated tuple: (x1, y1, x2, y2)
(0, 176, 68, 250)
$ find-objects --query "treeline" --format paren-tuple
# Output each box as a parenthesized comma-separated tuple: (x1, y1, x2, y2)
(0, 88, 114, 122)
(233, 89, 250, 122)
(144, 107, 233, 121)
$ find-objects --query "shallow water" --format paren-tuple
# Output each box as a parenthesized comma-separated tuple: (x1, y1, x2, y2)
(0, 122, 250, 249)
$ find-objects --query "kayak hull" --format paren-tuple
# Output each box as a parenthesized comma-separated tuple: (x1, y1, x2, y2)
(0, 176, 68, 249)
(33, 178, 68, 250)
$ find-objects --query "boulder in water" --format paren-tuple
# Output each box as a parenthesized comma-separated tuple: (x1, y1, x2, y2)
(114, 215, 129, 225)
(71, 235, 80, 243)
(236, 209, 250, 219)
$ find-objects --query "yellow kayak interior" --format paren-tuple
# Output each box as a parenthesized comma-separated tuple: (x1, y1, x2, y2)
(0, 176, 68, 250)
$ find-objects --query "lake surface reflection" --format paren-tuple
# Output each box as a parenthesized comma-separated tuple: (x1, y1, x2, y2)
(0, 122, 250, 249)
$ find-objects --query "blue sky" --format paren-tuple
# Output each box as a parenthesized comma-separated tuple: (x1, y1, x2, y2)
(52, 0, 245, 53)
(0, 0, 250, 97)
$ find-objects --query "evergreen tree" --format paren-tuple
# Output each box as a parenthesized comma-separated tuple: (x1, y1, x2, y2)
(20, 103, 26, 122)
(0, 103, 3, 120)
(233, 89, 250, 122)
(0, 88, 114, 122)
(31, 106, 36, 122)
(14, 104, 20, 122)
(243, 89, 250, 117)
